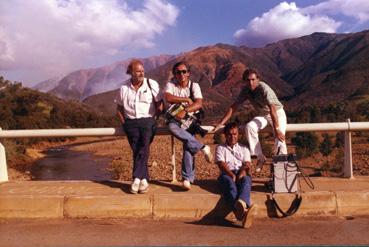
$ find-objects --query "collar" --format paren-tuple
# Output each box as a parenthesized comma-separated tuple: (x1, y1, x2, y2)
(174, 79, 191, 89)
(225, 143, 239, 150)
(130, 79, 147, 91)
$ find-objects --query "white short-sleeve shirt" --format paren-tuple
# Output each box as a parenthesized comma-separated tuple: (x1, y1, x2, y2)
(164, 80, 202, 106)
(215, 143, 251, 171)
(115, 78, 162, 119)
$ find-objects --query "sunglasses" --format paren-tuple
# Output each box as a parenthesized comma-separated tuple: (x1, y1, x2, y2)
(175, 70, 188, 75)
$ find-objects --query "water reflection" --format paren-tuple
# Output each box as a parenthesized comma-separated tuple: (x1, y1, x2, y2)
(31, 147, 112, 181)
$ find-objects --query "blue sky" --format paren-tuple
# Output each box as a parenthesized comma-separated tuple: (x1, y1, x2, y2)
(1, 0, 369, 85)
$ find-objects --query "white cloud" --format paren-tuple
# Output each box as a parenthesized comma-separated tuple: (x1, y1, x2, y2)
(0, 0, 179, 84)
(303, 0, 369, 23)
(234, 0, 369, 47)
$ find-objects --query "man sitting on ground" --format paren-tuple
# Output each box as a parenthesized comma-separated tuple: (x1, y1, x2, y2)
(215, 122, 257, 228)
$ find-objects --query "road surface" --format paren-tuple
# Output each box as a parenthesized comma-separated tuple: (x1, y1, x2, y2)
(1, 216, 368, 246)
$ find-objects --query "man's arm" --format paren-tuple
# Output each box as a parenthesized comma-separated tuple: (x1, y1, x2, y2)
(185, 98, 202, 112)
(268, 104, 285, 142)
(164, 92, 193, 105)
(116, 104, 125, 124)
(150, 80, 164, 114)
(216, 161, 236, 182)
(212, 102, 240, 132)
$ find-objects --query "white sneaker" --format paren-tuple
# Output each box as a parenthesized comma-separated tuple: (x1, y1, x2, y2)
(182, 180, 191, 190)
(255, 156, 266, 173)
(201, 145, 213, 163)
(242, 204, 258, 228)
(130, 178, 140, 194)
(139, 179, 149, 194)
(234, 199, 247, 221)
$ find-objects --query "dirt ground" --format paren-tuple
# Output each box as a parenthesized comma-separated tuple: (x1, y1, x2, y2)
(8, 130, 368, 181)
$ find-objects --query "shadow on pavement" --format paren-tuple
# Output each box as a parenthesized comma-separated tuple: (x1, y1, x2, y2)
(193, 180, 220, 194)
(94, 180, 131, 194)
(185, 198, 242, 228)
(150, 180, 192, 192)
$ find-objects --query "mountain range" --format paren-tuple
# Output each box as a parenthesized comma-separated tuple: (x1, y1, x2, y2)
(34, 30, 369, 119)
(35, 55, 175, 100)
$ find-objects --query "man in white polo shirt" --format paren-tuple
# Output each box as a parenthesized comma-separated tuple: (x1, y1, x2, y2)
(216, 122, 257, 228)
(116, 59, 163, 194)
(164, 61, 213, 190)
(214, 68, 287, 173)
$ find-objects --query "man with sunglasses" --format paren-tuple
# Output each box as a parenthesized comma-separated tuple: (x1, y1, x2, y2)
(116, 59, 163, 194)
(213, 68, 287, 173)
(164, 61, 213, 190)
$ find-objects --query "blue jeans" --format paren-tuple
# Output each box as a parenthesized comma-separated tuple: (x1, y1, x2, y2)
(168, 121, 204, 182)
(218, 171, 252, 208)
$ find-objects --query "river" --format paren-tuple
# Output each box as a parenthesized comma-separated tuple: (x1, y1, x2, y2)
(31, 147, 112, 181)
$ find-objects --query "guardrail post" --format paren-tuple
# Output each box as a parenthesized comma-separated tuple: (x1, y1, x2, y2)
(0, 128, 9, 182)
(344, 119, 354, 179)
(171, 135, 177, 182)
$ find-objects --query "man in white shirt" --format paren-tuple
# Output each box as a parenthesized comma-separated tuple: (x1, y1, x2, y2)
(116, 59, 163, 194)
(216, 122, 257, 228)
(214, 68, 288, 173)
(164, 61, 213, 190)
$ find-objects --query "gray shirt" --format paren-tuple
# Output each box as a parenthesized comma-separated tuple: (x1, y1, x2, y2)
(235, 81, 283, 115)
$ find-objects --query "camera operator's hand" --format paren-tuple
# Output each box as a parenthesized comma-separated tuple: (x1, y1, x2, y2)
(186, 98, 194, 105)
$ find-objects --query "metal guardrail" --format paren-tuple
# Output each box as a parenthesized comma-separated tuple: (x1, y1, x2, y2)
(1, 119, 369, 182)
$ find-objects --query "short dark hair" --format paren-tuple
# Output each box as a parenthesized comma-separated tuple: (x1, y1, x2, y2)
(172, 61, 190, 75)
(242, 68, 260, 81)
(224, 122, 239, 134)
(126, 59, 143, 75)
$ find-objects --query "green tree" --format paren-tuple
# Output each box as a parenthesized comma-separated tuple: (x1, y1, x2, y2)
(319, 133, 333, 156)
(291, 132, 319, 158)
(309, 105, 322, 123)
(335, 132, 345, 148)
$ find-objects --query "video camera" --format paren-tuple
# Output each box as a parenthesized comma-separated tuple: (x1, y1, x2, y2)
(165, 103, 208, 137)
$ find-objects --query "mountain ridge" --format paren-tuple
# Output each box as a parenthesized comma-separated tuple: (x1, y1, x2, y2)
(36, 31, 369, 120)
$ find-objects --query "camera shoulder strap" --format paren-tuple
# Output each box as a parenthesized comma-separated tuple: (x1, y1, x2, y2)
(146, 78, 157, 103)
(189, 80, 195, 101)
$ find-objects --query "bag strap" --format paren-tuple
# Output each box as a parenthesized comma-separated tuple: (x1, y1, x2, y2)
(188, 81, 205, 118)
(146, 78, 158, 103)
(146, 78, 164, 119)
(189, 80, 194, 102)
(271, 193, 302, 217)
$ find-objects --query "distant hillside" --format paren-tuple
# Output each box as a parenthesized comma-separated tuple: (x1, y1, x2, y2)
(35, 54, 175, 101)
(0, 76, 115, 130)
(33, 75, 65, 93)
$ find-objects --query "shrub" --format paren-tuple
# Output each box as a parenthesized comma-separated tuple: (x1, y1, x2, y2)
(291, 132, 319, 158)
(320, 133, 333, 156)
